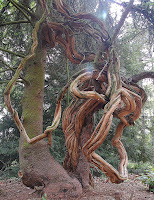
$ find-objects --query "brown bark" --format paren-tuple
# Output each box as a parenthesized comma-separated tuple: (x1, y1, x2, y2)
(128, 71, 154, 83)
(73, 114, 94, 189)
(19, 142, 82, 199)
(64, 69, 147, 184)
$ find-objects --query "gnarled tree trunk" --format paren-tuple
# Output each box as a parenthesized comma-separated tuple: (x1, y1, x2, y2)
(3, 0, 152, 199)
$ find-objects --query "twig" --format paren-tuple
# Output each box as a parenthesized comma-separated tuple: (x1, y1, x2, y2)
(0, 80, 23, 84)
(96, 61, 108, 80)
(0, 20, 30, 27)
(108, 0, 123, 7)
(78, 54, 86, 66)
(0, 59, 27, 82)
(0, 68, 17, 73)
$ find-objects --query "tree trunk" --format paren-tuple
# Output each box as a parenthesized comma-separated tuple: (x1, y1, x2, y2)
(75, 114, 94, 189)
(62, 97, 98, 190)
(19, 46, 82, 199)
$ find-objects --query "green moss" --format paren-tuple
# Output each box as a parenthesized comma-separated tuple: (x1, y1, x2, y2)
(21, 47, 46, 149)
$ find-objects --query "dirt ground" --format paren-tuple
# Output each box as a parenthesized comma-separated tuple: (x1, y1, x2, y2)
(0, 174, 153, 200)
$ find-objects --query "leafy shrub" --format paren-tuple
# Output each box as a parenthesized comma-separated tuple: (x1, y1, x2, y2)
(0, 160, 19, 179)
(128, 162, 153, 174)
(137, 169, 154, 193)
(42, 193, 48, 200)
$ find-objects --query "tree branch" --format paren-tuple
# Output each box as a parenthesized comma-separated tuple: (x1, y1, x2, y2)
(129, 71, 154, 83)
(108, 0, 154, 25)
(8, 0, 33, 25)
(0, 58, 27, 82)
(9, 0, 36, 18)
(0, 67, 17, 73)
(0, 47, 25, 58)
(0, 80, 23, 84)
(111, 0, 134, 44)
(0, 20, 30, 27)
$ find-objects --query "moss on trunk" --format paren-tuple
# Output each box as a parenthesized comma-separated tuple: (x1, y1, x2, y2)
(21, 47, 46, 148)
(18, 45, 82, 199)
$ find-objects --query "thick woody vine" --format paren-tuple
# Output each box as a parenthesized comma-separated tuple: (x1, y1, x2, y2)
(4, 0, 150, 184)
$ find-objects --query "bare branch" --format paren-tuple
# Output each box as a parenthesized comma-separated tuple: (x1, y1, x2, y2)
(111, 0, 134, 44)
(109, 0, 154, 25)
(0, 47, 25, 58)
(8, 0, 33, 25)
(129, 71, 154, 83)
(0, 68, 17, 73)
(0, 58, 27, 82)
(0, 80, 24, 84)
(9, 0, 36, 18)
(0, 20, 30, 27)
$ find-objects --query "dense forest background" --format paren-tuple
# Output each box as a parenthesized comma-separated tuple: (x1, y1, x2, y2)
(0, 0, 153, 179)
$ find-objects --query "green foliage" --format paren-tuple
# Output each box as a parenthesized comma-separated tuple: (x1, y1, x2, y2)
(0, 84, 22, 178)
(49, 129, 66, 165)
(0, 114, 19, 178)
(0, 160, 19, 179)
(42, 193, 48, 200)
(137, 168, 154, 193)
(128, 162, 153, 174)
(122, 123, 153, 164)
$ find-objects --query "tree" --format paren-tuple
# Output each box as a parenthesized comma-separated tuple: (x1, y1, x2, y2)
(0, 0, 154, 198)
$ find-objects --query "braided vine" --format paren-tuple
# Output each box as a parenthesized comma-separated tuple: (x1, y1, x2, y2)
(63, 69, 146, 183)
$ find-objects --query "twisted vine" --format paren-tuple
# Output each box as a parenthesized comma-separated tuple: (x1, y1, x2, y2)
(4, 0, 149, 185)
(63, 69, 146, 183)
